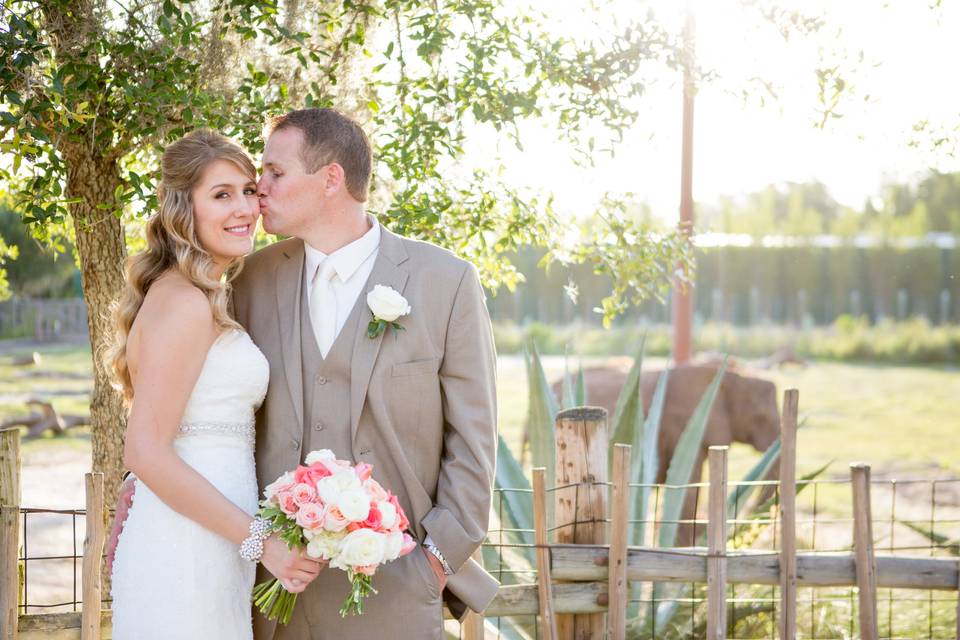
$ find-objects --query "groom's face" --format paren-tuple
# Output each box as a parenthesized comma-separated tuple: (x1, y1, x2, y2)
(258, 127, 328, 236)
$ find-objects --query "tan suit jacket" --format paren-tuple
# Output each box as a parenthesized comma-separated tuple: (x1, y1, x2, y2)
(231, 224, 499, 635)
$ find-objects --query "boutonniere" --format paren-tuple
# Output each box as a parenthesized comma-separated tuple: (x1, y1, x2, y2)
(366, 285, 411, 339)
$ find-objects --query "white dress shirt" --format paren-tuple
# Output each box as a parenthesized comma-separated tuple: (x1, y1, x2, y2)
(304, 216, 381, 346)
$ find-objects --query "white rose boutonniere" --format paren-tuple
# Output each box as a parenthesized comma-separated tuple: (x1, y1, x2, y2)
(366, 285, 411, 339)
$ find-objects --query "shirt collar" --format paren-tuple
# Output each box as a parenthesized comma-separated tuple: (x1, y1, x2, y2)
(304, 215, 381, 284)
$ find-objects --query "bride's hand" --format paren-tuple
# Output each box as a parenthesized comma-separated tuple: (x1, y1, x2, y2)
(260, 533, 325, 594)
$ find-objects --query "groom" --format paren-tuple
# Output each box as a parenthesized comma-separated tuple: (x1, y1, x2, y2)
(231, 108, 499, 639)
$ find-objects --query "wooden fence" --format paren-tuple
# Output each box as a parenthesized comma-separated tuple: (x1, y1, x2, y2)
(0, 298, 88, 342)
(2, 389, 960, 639)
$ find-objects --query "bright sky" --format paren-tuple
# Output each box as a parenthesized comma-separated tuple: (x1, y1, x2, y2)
(462, 0, 960, 222)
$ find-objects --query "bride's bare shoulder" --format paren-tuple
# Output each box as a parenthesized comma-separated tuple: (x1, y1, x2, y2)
(131, 272, 216, 346)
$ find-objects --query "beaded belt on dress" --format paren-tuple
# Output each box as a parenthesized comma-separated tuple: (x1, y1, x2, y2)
(177, 418, 256, 446)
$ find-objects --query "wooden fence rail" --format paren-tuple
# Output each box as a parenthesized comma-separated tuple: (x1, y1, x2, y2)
(4, 390, 960, 639)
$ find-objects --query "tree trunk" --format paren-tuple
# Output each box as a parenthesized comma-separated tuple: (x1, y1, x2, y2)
(62, 145, 128, 599)
(64, 149, 128, 508)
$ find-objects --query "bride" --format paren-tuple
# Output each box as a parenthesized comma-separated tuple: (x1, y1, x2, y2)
(106, 130, 322, 639)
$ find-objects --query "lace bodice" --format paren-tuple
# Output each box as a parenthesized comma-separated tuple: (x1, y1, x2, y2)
(177, 329, 269, 447)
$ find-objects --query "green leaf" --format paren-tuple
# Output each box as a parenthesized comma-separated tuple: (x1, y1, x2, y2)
(492, 435, 534, 553)
(658, 360, 728, 549)
(524, 343, 557, 530)
(727, 438, 781, 523)
(631, 369, 667, 547)
(610, 337, 646, 447)
(561, 345, 575, 410)
(574, 360, 587, 407)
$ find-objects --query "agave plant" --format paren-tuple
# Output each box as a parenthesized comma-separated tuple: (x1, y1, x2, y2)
(489, 339, 831, 637)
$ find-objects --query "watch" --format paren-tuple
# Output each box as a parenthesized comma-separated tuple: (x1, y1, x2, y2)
(423, 541, 453, 576)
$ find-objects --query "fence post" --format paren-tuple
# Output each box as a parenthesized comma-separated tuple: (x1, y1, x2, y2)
(607, 444, 630, 640)
(779, 390, 799, 640)
(1, 427, 21, 640)
(707, 446, 728, 639)
(533, 467, 558, 640)
(460, 549, 486, 640)
(81, 473, 105, 640)
(851, 463, 878, 640)
(555, 407, 608, 640)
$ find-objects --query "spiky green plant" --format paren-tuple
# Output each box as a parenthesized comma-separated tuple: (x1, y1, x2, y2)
(490, 340, 829, 635)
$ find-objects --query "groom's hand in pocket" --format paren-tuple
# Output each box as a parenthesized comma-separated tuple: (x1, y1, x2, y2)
(261, 533, 326, 594)
(421, 546, 448, 592)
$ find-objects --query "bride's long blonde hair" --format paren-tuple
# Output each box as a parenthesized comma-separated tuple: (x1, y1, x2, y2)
(105, 130, 257, 405)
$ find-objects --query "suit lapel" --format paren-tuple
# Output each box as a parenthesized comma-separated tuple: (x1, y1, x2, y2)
(349, 225, 409, 445)
(275, 240, 306, 432)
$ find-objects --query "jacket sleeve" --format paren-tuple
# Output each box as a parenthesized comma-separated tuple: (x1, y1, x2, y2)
(419, 262, 497, 571)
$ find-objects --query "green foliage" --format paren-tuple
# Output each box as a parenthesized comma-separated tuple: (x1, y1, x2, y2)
(0, 237, 13, 302)
(0, 201, 76, 298)
(699, 173, 960, 237)
(0, 0, 693, 325)
(491, 319, 960, 365)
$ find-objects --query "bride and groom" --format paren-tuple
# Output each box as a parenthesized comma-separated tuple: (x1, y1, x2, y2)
(106, 108, 499, 639)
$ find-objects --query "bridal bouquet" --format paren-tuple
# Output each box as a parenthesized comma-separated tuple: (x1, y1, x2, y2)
(252, 449, 417, 622)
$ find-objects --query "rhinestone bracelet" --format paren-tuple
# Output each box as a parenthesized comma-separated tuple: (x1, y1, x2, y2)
(239, 516, 272, 562)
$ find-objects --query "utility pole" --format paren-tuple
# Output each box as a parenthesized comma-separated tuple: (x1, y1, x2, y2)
(672, 7, 696, 366)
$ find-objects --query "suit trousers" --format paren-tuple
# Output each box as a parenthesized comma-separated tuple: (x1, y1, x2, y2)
(271, 548, 444, 640)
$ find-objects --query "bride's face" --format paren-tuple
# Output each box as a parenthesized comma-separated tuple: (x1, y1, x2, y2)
(191, 159, 260, 265)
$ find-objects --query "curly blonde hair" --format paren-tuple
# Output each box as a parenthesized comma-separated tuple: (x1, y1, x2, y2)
(105, 129, 257, 405)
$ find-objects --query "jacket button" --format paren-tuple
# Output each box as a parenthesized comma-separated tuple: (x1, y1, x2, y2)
(290, 439, 300, 450)
(313, 422, 324, 431)
(317, 375, 327, 385)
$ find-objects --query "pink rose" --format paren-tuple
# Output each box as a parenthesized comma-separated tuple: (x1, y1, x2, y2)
(399, 532, 417, 557)
(295, 502, 325, 530)
(309, 461, 334, 478)
(388, 494, 410, 531)
(355, 564, 377, 577)
(324, 505, 349, 532)
(277, 491, 298, 516)
(363, 479, 389, 502)
(361, 504, 383, 531)
(354, 462, 374, 482)
(292, 483, 317, 506)
(295, 463, 332, 486)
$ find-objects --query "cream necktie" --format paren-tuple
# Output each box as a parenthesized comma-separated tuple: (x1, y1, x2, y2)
(310, 259, 338, 358)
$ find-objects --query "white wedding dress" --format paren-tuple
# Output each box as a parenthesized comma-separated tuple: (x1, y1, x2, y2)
(111, 329, 269, 640)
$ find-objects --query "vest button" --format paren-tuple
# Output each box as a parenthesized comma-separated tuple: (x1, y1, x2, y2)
(313, 422, 324, 431)
(317, 376, 327, 385)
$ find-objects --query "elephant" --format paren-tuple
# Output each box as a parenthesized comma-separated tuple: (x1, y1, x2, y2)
(550, 364, 781, 546)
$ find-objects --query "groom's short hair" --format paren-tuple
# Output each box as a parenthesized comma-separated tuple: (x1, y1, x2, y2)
(267, 108, 372, 202)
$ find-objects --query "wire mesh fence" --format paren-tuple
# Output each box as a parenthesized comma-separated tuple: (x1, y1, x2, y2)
(471, 476, 960, 639)
(13, 476, 960, 638)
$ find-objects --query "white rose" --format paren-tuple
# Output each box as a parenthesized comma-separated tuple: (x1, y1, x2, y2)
(306, 530, 345, 561)
(381, 530, 404, 561)
(367, 285, 411, 322)
(336, 489, 371, 522)
(377, 500, 398, 530)
(263, 471, 294, 501)
(332, 529, 386, 570)
(317, 469, 362, 505)
(305, 449, 337, 466)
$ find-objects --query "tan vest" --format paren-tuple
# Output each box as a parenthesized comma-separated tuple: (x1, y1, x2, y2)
(298, 273, 363, 459)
